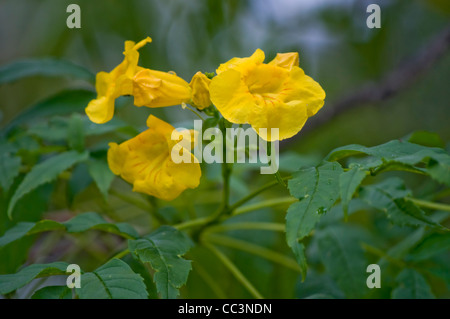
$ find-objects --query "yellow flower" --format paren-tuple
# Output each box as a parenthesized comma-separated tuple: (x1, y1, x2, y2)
(107, 115, 201, 201)
(86, 37, 152, 124)
(210, 49, 325, 141)
(132, 69, 191, 108)
(189, 71, 212, 110)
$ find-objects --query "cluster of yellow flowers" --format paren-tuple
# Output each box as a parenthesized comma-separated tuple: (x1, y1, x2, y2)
(86, 37, 325, 200)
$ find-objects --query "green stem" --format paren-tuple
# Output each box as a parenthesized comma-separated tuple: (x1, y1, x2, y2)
(228, 176, 292, 212)
(203, 242, 263, 299)
(184, 104, 205, 120)
(174, 216, 210, 231)
(207, 234, 300, 272)
(232, 197, 297, 216)
(361, 243, 406, 268)
(207, 222, 285, 234)
(406, 197, 450, 212)
(111, 248, 130, 260)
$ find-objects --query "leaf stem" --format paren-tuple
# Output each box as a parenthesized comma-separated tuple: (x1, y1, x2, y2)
(232, 197, 297, 216)
(406, 197, 450, 212)
(206, 222, 285, 234)
(207, 234, 301, 272)
(183, 104, 205, 121)
(203, 242, 263, 299)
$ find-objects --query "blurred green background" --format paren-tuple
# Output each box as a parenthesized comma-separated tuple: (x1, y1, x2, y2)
(0, 0, 449, 299)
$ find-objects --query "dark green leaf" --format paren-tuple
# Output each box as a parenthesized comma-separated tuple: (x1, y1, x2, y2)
(0, 153, 21, 192)
(339, 165, 367, 217)
(407, 233, 450, 262)
(286, 162, 343, 244)
(392, 269, 434, 299)
(31, 286, 72, 299)
(87, 159, 115, 199)
(0, 212, 138, 248)
(4, 89, 96, 133)
(7, 150, 89, 219)
(360, 178, 443, 229)
(67, 113, 85, 152)
(128, 226, 193, 299)
(291, 242, 307, 281)
(0, 262, 69, 294)
(0, 58, 94, 85)
(77, 259, 148, 299)
(317, 225, 368, 298)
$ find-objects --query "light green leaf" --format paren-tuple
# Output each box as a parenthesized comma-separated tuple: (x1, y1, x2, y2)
(31, 286, 72, 299)
(7, 150, 89, 219)
(128, 226, 193, 299)
(87, 159, 115, 199)
(0, 153, 21, 192)
(77, 259, 148, 299)
(360, 178, 443, 229)
(286, 162, 343, 244)
(317, 225, 368, 298)
(0, 262, 69, 294)
(339, 165, 367, 217)
(0, 213, 138, 249)
(392, 269, 434, 299)
(0, 58, 94, 85)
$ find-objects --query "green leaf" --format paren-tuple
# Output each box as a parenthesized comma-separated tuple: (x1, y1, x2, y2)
(77, 259, 148, 299)
(291, 242, 307, 281)
(339, 165, 367, 217)
(7, 150, 89, 219)
(392, 269, 434, 299)
(128, 226, 193, 299)
(87, 159, 115, 199)
(325, 140, 450, 185)
(405, 131, 444, 148)
(407, 233, 450, 262)
(63, 212, 138, 239)
(0, 262, 69, 294)
(286, 162, 343, 244)
(0, 153, 21, 192)
(0, 58, 94, 85)
(0, 213, 138, 249)
(67, 113, 85, 152)
(4, 89, 96, 133)
(31, 286, 72, 299)
(317, 225, 368, 298)
(360, 178, 443, 229)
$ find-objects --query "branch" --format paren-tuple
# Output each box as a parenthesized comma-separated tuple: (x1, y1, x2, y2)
(288, 24, 450, 143)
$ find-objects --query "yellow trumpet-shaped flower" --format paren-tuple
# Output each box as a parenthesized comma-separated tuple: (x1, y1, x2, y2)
(210, 49, 326, 141)
(107, 115, 201, 201)
(132, 69, 191, 108)
(189, 71, 212, 110)
(86, 37, 152, 124)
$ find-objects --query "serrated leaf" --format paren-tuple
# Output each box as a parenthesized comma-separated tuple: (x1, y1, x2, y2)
(291, 241, 307, 281)
(77, 259, 148, 299)
(407, 233, 450, 262)
(317, 225, 368, 298)
(325, 140, 450, 185)
(0, 58, 94, 85)
(87, 159, 115, 199)
(339, 165, 367, 217)
(392, 269, 434, 299)
(0, 262, 69, 294)
(128, 226, 193, 299)
(0, 153, 21, 192)
(31, 286, 72, 299)
(7, 150, 89, 219)
(63, 212, 138, 239)
(0, 212, 138, 248)
(67, 113, 85, 152)
(286, 162, 343, 244)
(360, 178, 443, 229)
(4, 89, 96, 133)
